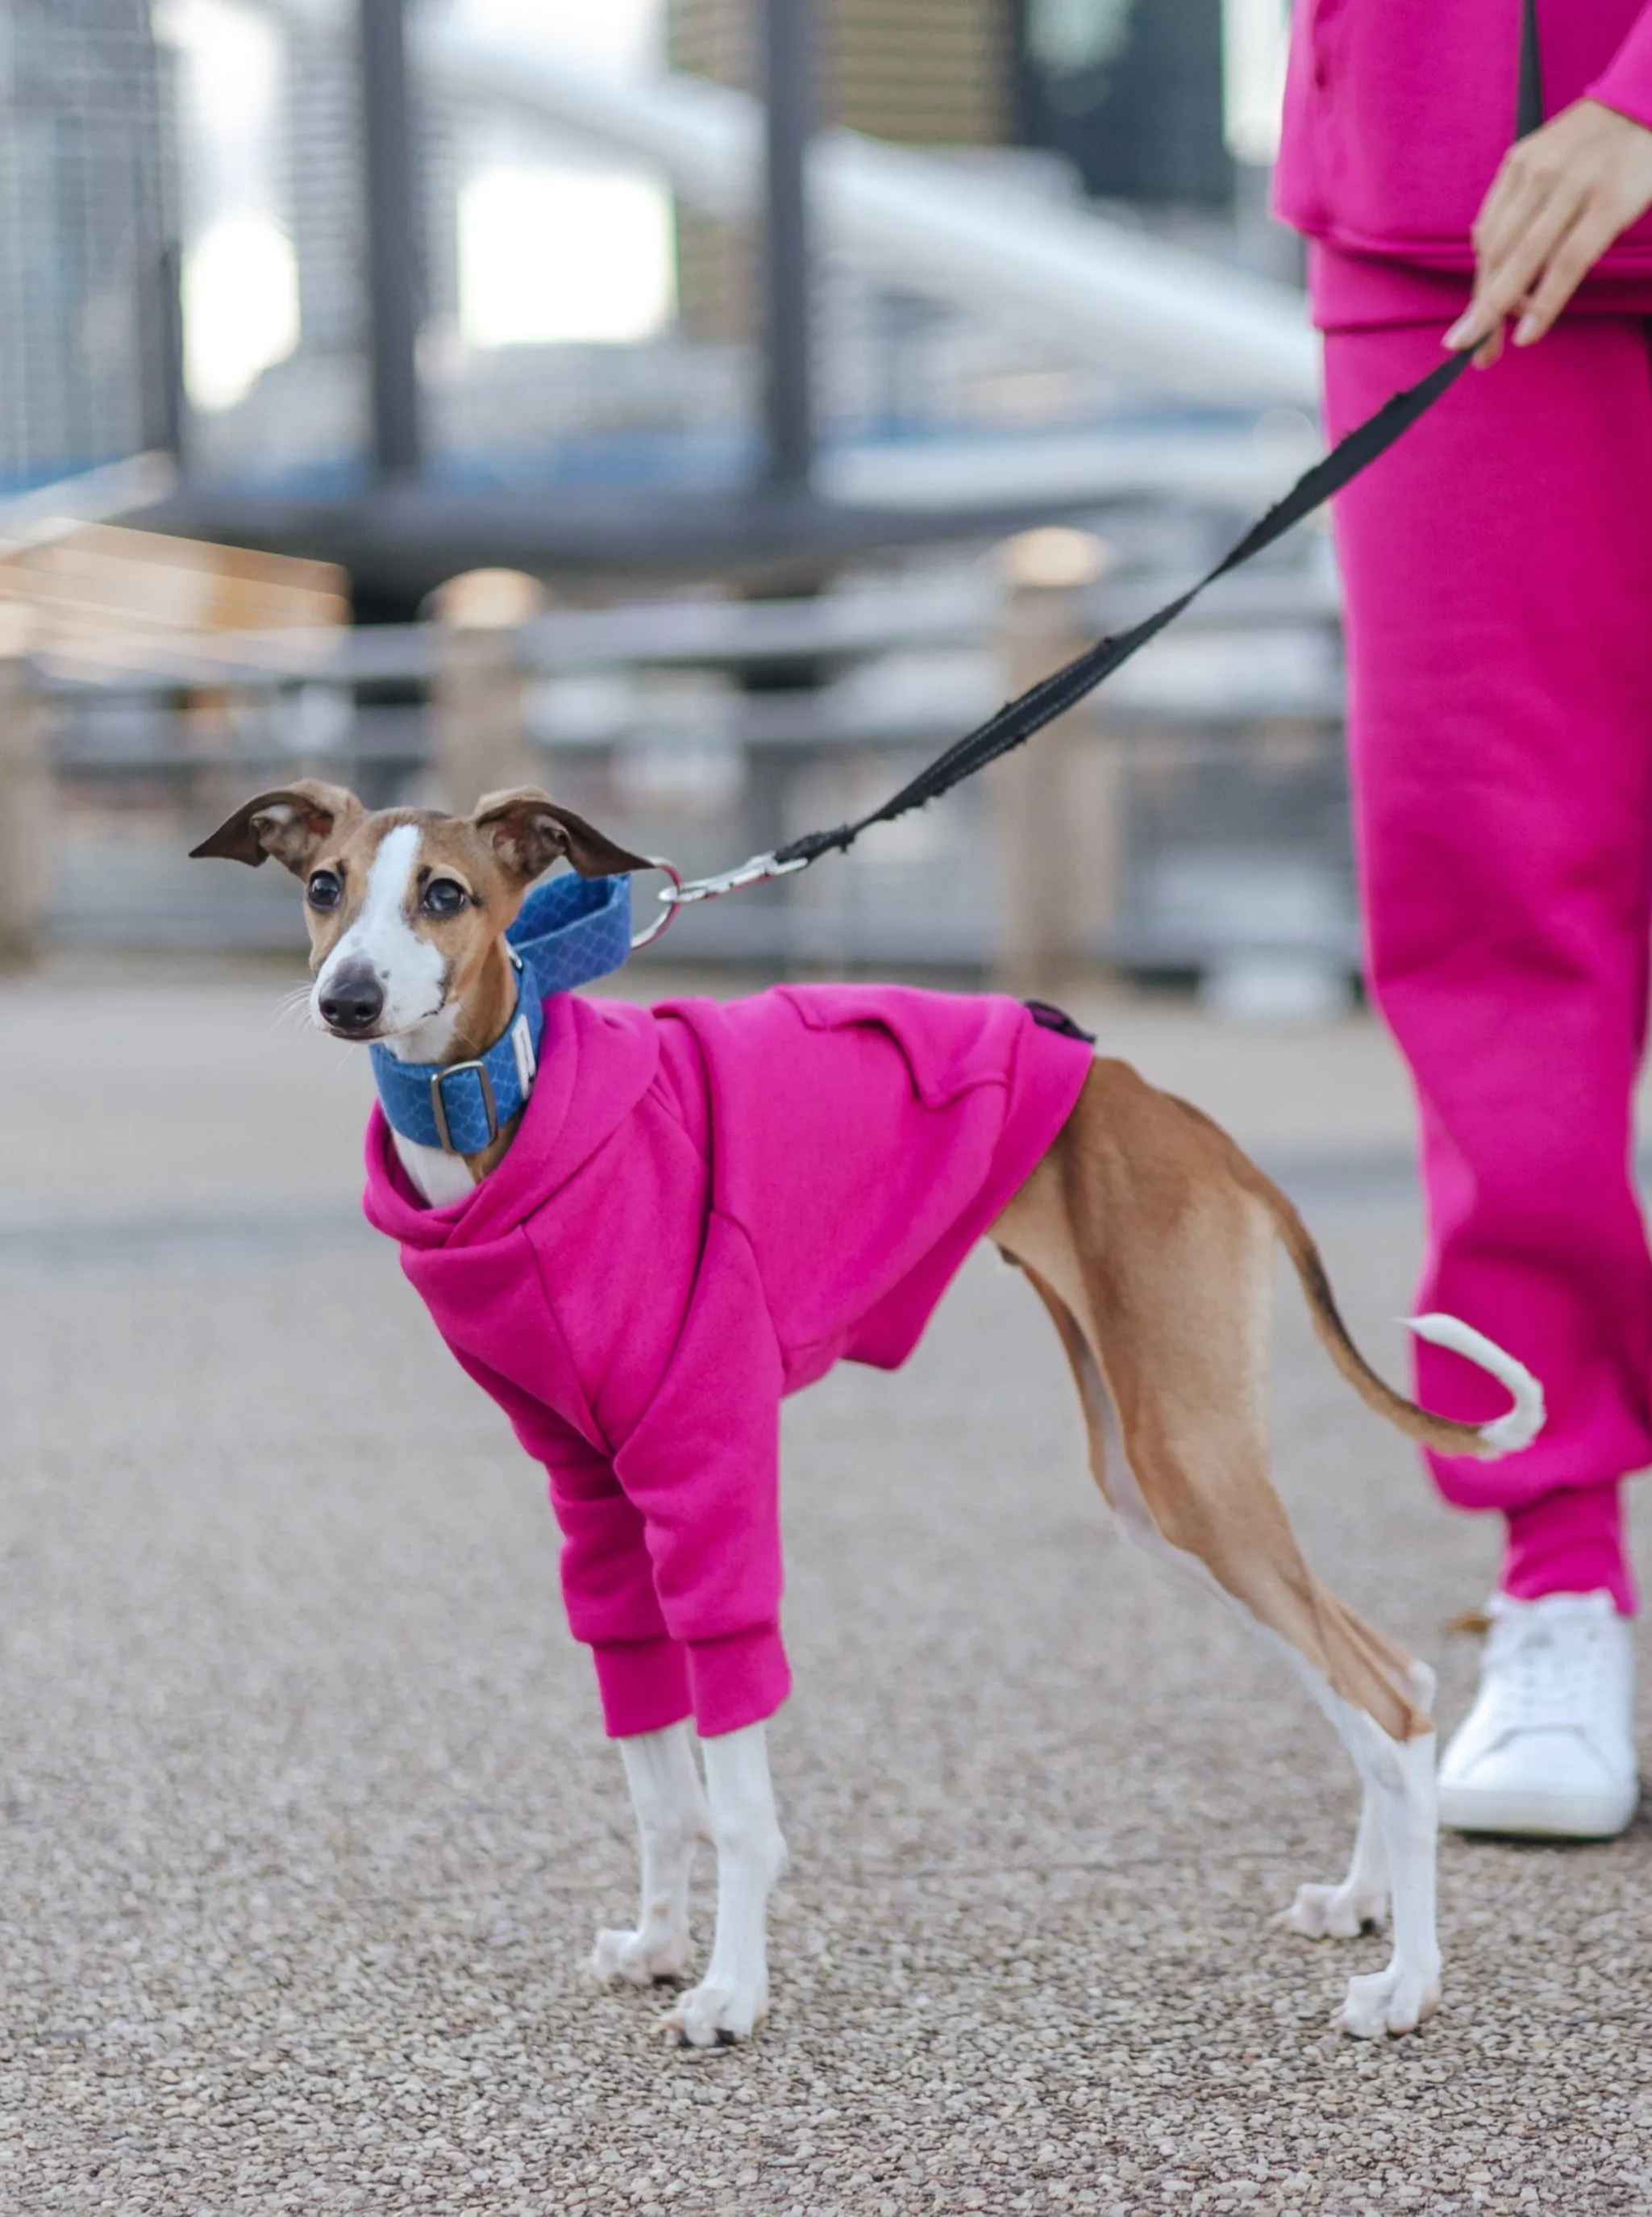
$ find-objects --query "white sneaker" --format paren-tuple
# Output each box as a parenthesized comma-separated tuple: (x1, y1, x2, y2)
(1438, 1591, 1639, 1840)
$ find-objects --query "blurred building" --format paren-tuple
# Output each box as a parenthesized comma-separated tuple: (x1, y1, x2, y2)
(669, 0, 1014, 344)
(669, 0, 1013, 151)
(0, 0, 178, 494)
(277, 6, 460, 379)
(1014, 0, 1231, 208)
(192, 0, 1274, 490)
(194, 2, 460, 488)
(282, 5, 368, 365)
(668, 0, 1231, 344)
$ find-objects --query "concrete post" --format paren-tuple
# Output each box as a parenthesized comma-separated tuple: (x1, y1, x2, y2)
(0, 602, 48, 968)
(990, 527, 1119, 995)
(429, 568, 546, 811)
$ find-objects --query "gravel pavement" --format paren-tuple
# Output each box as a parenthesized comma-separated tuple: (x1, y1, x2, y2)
(3, 961, 1652, 2215)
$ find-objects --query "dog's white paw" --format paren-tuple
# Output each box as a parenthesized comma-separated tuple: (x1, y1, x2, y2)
(592, 1925, 693, 1986)
(660, 1976, 768, 2048)
(1279, 1879, 1387, 1940)
(1334, 1962, 1440, 2039)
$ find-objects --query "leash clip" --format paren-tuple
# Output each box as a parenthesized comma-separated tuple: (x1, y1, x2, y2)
(660, 850, 809, 907)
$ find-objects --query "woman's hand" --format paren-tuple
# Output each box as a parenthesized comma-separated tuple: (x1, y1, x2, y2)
(1445, 99, 1652, 363)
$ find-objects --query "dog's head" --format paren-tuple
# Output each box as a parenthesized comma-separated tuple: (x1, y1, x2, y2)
(191, 781, 648, 1044)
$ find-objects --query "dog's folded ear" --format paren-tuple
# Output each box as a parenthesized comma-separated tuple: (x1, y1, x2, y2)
(190, 781, 364, 874)
(472, 787, 651, 881)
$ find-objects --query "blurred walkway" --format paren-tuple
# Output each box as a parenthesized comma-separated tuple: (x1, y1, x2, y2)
(2, 959, 1650, 2213)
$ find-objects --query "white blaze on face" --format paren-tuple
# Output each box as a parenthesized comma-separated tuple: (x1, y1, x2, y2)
(311, 822, 448, 1040)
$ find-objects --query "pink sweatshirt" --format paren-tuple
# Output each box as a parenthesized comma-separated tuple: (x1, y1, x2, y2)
(361, 986, 1093, 1739)
(1275, 0, 1652, 327)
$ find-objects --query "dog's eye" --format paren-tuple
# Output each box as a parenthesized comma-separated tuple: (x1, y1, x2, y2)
(306, 869, 343, 912)
(422, 877, 468, 918)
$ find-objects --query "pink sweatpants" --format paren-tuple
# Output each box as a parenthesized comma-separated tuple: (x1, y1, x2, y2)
(1325, 319, 1652, 1614)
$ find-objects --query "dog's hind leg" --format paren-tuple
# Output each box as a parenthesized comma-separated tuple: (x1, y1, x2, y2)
(662, 1722, 789, 2047)
(994, 1061, 1441, 2034)
(593, 1721, 709, 1986)
(1278, 1643, 1438, 1947)
(1320, 1692, 1440, 2037)
(1279, 1748, 1390, 1941)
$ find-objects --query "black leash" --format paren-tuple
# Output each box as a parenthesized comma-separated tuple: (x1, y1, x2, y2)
(774, 353, 1474, 867)
(660, 348, 1474, 910)
(659, 0, 1536, 917)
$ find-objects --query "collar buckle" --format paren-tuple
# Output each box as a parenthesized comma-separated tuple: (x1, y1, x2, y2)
(430, 1059, 498, 1155)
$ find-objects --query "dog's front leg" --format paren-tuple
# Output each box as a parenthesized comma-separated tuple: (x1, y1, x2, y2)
(663, 1722, 788, 2047)
(593, 1722, 709, 1986)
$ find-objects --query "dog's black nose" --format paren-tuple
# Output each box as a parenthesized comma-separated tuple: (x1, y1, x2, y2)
(319, 971, 385, 1033)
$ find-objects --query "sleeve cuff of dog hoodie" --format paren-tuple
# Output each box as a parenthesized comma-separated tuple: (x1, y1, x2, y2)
(685, 1624, 793, 1737)
(589, 1627, 791, 1738)
(590, 1637, 693, 1738)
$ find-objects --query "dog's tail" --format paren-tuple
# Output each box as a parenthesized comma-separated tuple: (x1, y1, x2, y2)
(1254, 1167, 1542, 1461)
(1160, 1092, 1543, 1460)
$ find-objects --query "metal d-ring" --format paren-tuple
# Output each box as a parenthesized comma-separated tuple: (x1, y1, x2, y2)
(629, 856, 685, 949)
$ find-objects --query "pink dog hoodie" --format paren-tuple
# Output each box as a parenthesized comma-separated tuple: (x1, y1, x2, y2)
(361, 985, 1093, 1739)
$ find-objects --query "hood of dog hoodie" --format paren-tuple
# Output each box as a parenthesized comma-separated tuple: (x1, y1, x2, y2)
(361, 984, 1093, 1739)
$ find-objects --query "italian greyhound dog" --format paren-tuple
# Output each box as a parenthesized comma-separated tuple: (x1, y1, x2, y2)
(193, 781, 1543, 2045)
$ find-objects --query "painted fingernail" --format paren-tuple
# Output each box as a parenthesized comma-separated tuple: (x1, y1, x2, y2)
(1514, 312, 1539, 344)
(1443, 314, 1476, 348)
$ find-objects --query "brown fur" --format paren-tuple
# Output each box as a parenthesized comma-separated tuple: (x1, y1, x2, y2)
(993, 1058, 1434, 1744)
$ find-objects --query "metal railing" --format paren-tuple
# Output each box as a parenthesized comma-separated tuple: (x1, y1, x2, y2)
(10, 539, 1355, 986)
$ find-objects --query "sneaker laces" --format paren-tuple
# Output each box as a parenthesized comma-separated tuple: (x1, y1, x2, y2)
(1481, 1596, 1625, 1752)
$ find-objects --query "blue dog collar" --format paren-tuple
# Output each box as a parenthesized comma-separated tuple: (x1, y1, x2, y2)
(370, 871, 633, 1156)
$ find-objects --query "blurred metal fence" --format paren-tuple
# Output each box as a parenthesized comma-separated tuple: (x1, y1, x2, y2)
(11, 536, 1356, 989)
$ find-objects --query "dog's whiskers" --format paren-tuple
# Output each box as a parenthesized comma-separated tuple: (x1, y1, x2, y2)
(272, 982, 316, 1031)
